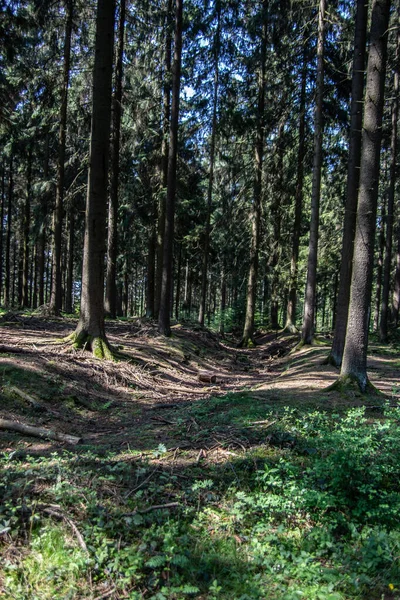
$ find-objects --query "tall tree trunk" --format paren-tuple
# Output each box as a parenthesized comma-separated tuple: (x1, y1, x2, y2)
(50, 0, 73, 315)
(198, 0, 220, 326)
(0, 160, 5, 304)
(329, 0, 369, 364)
(270, 120, 284, 330)
(105, 0, 125, 318)
(393, 232, 400, 325)
(374, 199, 385, 331)
(65, 200, 75, 313)
(301, 0, 325, 345)
(240, 0, 268, 347)
(21, 144, 32, 308)
(37, 132, 50, 307)
(340, 0, 391, 391)
(155, 0, 173, 319)
(73, 0, 115, 357)
(158, 0, 183, 336)
(285, 41, 307, 332)
(146, 222, 156, 317)
(380, 10, 399, 341)
(175, 242, 182, 320)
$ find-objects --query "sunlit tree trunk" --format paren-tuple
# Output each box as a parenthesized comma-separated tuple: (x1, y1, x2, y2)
(340, 0, 391, 391)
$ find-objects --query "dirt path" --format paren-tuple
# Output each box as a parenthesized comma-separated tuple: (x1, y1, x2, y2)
(0, 315, 398, 454)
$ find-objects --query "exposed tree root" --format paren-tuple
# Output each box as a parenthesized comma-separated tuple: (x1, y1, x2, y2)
(321, 353, 340, 368)
(64, 331, 116, 360)
(237, 337, 257, 349)
(326, 374, 383, 395)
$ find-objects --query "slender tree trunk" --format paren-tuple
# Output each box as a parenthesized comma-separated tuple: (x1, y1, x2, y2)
(240, 0, 267, 347)
(340, 0, 391, 391)
(0, 161, 5, 304)
(73, 0, 116, 357)
(270, 120, 284, 330)
(65, 201, 75, 313)
(50, 0, 73, 315)
(21, 145, 32, 308)
(393, 232, 400, 325)
(146, 222, 156, 317)
(199, 0, 220, 326)
(329, 0, 369, 364)
(158, 0, 183, 336)
(175, 242, 182, 320)
(380, 11, 399, 341)
(285, 42, 307, 331)
(105, 0, 125, 318)
(4, 152, 13, 308)
(374, 200, 385, 331)
(301, 0, 325, 345)
(155, 0, 173, 319)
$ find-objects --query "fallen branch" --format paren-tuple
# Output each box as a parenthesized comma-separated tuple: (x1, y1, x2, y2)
(248, 419, 277, 427)
(151, 416, 176, 425)
(9, 386, 46, 411)
(41, 507, 88, 553)
(198, 371, 217, 384)
(0, 345, 28, 354)
(93, 587, 117, 600)
(140, 502, 180, 514)
(0, 418, 82, 445)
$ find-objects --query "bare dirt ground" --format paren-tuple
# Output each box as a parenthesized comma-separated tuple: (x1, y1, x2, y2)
(0, 314, 399, 456)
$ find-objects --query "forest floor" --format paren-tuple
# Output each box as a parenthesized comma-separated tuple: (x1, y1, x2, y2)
(1, 314, 400, 599)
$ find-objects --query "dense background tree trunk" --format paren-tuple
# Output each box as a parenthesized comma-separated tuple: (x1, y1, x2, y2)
(301, 0, 325, 345)
(49, 0, 73, 315)
(285, 42, 307, 332)
(340, 0, 391, 391)
(158, 0, 183, 337)
(240, 0, 268, 347)
(73, 0, 115, 356)
(155, 0, 173, 319)
(105, 0, 125, 319)
(198, 0, 220, 327)
(379, 10, 399, 342)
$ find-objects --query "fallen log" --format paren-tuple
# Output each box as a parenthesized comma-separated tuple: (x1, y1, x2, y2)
(9, 386, 46, 411)
(198, 371, 217, 384)
(0, 418, 82, 445)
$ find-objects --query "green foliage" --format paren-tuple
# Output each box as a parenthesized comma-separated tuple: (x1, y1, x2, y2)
(2, 402, 400, 598)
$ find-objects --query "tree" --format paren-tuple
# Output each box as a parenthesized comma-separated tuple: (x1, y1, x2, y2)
(158, 0, 183, 337)
(49, 0, 74, 315)
(301, 0, 325, 345)
(105, 0, 126, 319)
(379, 6, 399, 342)
(240, 0, 268, 347)
(71, 0, 115, 357)
(328, 0, 369, 365)
(339, 0, 391, 391)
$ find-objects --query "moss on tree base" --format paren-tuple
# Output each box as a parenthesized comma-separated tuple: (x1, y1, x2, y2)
(64, 331, 116, 360)
(327, 374, 382, 395)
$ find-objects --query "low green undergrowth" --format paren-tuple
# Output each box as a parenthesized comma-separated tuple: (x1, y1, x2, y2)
(1, 401, 400, 599)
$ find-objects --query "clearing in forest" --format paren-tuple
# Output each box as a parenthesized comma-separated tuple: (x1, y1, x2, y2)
(1, 315, 400, 600)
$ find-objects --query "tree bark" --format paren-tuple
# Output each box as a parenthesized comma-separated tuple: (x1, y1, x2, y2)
(340, 0, 391, 391)
(105, 0, 125, 319)
(21, 144, 32, 308)
(285, 41, 307, 332)
(155, 0, 173, 319)
(65, 200, 75, 313)
(49, 0, 73, 315)
(380, 9, 399, 341)
(73, 0, 115, 358)
(198, 0, 220, 326)
(374, 199, 385, 331)
(329, 0, 369, 364)
(0, 160, 5, 304)
(158, 0, 183, 336)
(301, 0, 325, 345)
(240, 0, 268, 347)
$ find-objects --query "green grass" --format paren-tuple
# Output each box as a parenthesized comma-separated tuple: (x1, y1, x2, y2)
(1, 397, 400, 599)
